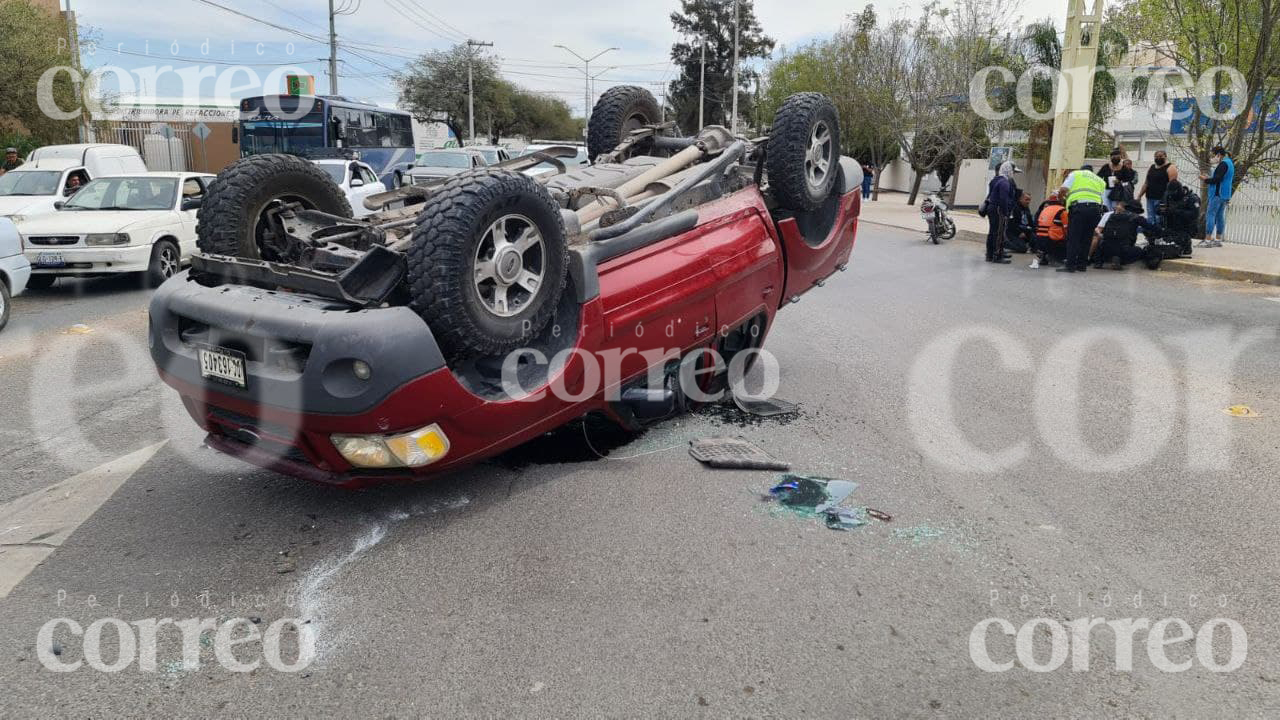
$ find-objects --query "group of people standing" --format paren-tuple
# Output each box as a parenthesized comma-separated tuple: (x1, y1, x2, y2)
(982, 146, 1235, 273)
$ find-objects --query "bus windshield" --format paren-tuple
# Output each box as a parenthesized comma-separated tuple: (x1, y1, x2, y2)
(240, 109, 327, 155)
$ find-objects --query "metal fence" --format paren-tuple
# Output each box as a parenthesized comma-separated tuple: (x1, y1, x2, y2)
(1225, 185, 1280, 249)
(88, 121, 197, 172)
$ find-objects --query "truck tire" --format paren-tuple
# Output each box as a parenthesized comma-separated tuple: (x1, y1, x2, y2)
(767, 93, 841, 212)
(197, 153, 352, 259)
(588, 85, 663, 162)
(406, 170, 568, 360)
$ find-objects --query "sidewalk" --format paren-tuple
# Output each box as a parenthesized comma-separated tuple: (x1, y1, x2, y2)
(858, 192, 1280, 285)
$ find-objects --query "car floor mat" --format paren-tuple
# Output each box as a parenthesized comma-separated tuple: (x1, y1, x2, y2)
(731, 393, 801, 418)
(689, 437, 790, 471)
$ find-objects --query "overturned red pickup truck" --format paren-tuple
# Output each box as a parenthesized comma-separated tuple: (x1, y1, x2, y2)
(149, 87, 860, 487)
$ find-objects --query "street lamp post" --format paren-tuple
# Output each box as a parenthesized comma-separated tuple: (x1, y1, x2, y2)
(555, 45, 620, 123)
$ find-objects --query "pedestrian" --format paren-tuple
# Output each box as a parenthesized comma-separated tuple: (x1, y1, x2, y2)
(1096, 147, 1127, 210)
(1, 147, 22, 175)
(1198, 145, 1234, 247)
(1032, 190, 1068, 269)
(1136, 150, 1177, 226)
(1055, 164, 1107, 273)
(983, 160, 1020, 263)
(860, 162, 873, 200)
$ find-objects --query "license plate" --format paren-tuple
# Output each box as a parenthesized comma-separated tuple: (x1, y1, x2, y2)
(199, 347, 247, 388)
(35, 252, 65, 267)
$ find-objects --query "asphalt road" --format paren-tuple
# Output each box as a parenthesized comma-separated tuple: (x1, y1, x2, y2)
(2, 228, 1279, 717)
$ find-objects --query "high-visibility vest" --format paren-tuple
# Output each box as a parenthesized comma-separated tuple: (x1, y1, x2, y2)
(1036, 204, 1068, 243)
(1066, 171, 1105, 207)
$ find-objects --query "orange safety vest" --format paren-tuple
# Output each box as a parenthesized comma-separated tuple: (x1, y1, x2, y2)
(1036, 204, 1068, 243)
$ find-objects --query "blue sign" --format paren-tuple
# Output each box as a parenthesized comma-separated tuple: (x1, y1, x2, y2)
(1170, 93, 1280, 135)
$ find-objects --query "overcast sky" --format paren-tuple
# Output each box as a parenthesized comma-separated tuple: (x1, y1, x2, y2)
(72, 0, 1071, 114)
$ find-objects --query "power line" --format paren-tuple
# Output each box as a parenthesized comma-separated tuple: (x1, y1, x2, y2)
(383, 0, 466, 44)
(398, 0, 471, 40)
(106, 46, 326, 66)
(190, 0, 326, 44)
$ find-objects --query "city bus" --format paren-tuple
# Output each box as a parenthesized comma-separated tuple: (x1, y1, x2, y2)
(236, 95, 416, 188)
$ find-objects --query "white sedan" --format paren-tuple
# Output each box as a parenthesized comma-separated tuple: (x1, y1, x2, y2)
(314, 160, 387, 217)
(17, 172, 214, 289)
(0, 217, 31, 331)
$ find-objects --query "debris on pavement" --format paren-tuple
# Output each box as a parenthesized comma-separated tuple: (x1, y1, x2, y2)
(1223, 405, 1262, 418)
(865, 508, 894, 522)
(764, 474, 872, 531)
(689, 437, 789, 470)
(65, 324, 93, 335)
(732, 392, 800, 418)
(891, 525, 948, 545)
(824, 507, 869, 531)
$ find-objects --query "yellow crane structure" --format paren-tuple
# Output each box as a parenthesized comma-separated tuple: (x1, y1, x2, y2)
(1047, 0, 1106, 184)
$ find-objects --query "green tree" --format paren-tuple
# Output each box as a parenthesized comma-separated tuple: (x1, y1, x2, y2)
(1110, 0, 1280, 198)
(0, 0, 82, 145)
(667, 0, 775, 132)
(396, 44, 502, 143)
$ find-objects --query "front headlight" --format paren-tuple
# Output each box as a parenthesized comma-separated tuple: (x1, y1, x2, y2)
(85, 233, 131, 246)
(332, 423, 450, 469)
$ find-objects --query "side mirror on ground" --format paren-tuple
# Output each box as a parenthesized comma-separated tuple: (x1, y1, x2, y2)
(181, 198, 203, 211)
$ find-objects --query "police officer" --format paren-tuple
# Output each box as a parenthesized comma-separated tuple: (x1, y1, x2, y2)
(1055, 164, 1107, 273)
(1091, 201, 1160, 270)
(1159, 179, 1199, 257)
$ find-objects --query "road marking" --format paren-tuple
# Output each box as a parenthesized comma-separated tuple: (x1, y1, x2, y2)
(1268, 297, 1280, 303)
(0, 441, 166, 599)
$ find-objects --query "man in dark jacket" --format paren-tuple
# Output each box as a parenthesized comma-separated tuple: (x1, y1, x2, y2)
(1091, 201, 1161, 270)
(984, 161, 1020, 263)
(1160, 179, 1200, 257)
(1, 148, 22, 174)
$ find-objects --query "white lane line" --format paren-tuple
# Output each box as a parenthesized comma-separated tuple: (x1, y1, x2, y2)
(1267, 297, 1280, 303)
(0, 441, 166, 599)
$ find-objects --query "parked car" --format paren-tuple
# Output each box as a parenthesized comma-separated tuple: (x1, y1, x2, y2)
(0, 144, 147, 222)
(148, 87, 860, 487)
(313, 159, 387, 217)
(0, 217, 31, 331)
(407, 149, 486, 185)
(520, 144, 590, 177)
(17, 172, 214, 289)
(469, 145, 512, 166)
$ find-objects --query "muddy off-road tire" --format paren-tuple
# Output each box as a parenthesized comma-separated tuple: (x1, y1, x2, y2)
(587, 85, 663, 162)
(767, 93, 841, 212)
(407, 170, 568, 360)
(197, 153, 351, 259)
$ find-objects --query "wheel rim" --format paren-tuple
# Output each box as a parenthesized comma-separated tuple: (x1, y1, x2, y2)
(159, 245, 179, 277)
(805, 121, 833, 193)
(472, 214, 546, 318)
(0, 287, 6, 318)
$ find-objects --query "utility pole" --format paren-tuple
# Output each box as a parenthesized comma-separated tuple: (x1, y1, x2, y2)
(327, 0, 361, 95)
(466, 39, 493, 146)
(731, 0, 740, 134)
(699, 37, 706, 130)
(328, 0, 339, 95)
(1047, 0, 1105, 183)
(556, 45, 620, 123)
(65, 0, 85, 141)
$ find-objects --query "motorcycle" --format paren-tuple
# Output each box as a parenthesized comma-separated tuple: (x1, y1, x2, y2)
(920, 193, 957, 244)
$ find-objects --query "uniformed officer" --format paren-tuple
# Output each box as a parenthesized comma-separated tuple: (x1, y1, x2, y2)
(1055, 164, 1107, 273)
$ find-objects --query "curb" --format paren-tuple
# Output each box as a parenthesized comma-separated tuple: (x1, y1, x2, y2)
(860, 218, 1280, 285)
(1158, 259, 1280, 286)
